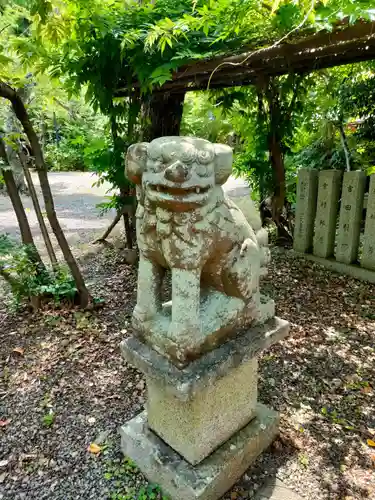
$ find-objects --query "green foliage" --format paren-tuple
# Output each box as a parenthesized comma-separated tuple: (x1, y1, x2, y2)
(110, 484, 167, 500)
(42, 411, 55, 428)
(1, 0, 375, 215)
(0, 234, 77, 306)
(181, 92, 233, 143)
(105, 458, 169, 500)
(288, 64, 375, 172)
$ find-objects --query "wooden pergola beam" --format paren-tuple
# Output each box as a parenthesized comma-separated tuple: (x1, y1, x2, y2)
(115, 20, 375, 96)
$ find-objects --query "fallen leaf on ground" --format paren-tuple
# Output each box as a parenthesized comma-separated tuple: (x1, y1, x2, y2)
(87, 443, 102, 454)
(367, 439, 375, 447)
(0, 420, 11, 427)
(361, 386, 373, 395)
(12, 347, 24, 355)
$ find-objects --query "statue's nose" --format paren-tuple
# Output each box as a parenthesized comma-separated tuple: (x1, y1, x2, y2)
(164, 161, 190, 183)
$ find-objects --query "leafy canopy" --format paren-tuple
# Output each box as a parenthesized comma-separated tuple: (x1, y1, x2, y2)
(2, 0, 374, 113)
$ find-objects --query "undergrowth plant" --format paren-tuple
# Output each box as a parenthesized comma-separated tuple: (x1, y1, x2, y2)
(0, 234, 77, 307)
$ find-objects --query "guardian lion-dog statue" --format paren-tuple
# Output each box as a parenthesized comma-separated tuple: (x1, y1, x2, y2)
(126, 137, 271, 367)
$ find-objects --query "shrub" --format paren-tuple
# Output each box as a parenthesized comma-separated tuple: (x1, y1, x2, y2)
(0, 234, 77, 307)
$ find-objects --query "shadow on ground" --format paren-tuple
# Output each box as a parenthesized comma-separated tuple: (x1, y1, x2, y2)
(0, 247, 374, 500)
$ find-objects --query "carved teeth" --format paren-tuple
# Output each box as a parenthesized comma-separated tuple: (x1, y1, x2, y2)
(157, 186, 161, 192)
(196, 187, 200, 194)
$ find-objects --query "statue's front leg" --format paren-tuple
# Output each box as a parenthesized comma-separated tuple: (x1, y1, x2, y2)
(168, 268, 201, 347)
(133, 253, 164, 324)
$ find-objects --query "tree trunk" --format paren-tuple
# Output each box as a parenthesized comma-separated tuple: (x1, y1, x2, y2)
(123, 212, 132, 249)
(269, 133, 286, 219)
(143, 91, 186, 140)
(5, 97, 27, 193)
(0, 138, 44, 267)
(18, 148, 58, 267)
(0, 82, 90, 307)
(268, 134, 293, 244)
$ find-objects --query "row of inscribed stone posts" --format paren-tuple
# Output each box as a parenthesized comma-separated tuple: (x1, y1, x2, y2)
(294, 169, 375, 271)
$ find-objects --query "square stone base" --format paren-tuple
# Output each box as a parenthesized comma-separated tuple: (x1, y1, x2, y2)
(119, 404, 279, 500)
(147, 357, 258, 465)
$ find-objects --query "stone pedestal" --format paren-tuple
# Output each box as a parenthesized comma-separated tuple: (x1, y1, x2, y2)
(336, 170, 366, 264)
(362, 174, 375, 271)
(120, 317, 289, 500)
(313, 170, 342, 258)
(294, 169, 318, 253)
(121, 137, 290, 500)
(120, 405, 278, 500)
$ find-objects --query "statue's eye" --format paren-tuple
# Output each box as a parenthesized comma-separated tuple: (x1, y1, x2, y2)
(197, 146, 214, 165)
(196, 164, 211, 177)
(180, 145, 196, 164)
(148, 145, 162, 161)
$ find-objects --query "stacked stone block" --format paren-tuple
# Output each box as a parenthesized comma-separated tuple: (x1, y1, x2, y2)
(336, 171, 366, 264)
(294, 169, 318, 253)
(362, 174, 375, 270)
(313, 170, 342, 259)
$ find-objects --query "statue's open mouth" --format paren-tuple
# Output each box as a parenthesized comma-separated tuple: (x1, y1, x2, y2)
(150, 184, 211, 196)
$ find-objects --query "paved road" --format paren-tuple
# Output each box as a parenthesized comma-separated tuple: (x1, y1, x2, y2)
(0, 172, 116, 256)
(0, 172, 250, 256)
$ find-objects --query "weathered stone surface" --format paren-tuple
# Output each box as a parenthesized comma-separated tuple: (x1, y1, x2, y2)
(223, 176, 262, 231)
(336, 170, 366, 264)
(147, 357, 258, 465)
(313, 170, 342, 258)
(362, 174, 375, 271)
(292, 250, 375, 284)
(120, 316, 289, 402)
(125, 137, 270, 366)
(119, 404, 279, 500)
(131, 293, 275, 368)
(294, 169, 318, 254)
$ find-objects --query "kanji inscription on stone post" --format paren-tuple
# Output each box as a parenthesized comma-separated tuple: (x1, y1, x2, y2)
(336, 170, 366, 264)
(362, 174, 375, 271)
(294, 169, 318, 253)
(313, 170, 342, 258)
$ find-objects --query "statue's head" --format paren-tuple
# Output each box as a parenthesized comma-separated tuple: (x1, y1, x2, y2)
(125, 137, 233, 211)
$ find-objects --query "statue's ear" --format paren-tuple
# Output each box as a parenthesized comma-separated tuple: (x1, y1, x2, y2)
(214, 144, 233, 185)
(125, 142, 149, 184)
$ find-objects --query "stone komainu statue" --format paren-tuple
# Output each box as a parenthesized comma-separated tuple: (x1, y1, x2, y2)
(126, 137, 271, 366)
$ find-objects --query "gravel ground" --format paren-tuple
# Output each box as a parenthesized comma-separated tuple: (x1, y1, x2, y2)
(0, 247, 374, 500)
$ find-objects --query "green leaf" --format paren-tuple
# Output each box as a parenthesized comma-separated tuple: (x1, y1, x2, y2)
(149, 65, 172, 86)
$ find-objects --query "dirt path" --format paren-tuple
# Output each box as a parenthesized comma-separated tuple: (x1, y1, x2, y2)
(0, 172, 116, 257)
(0, 172, 249, 257)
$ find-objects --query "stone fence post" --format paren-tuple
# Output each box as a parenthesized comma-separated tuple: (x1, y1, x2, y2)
(362, 174, 375, 270)
(294, 169, 318, 253)
(336, 170, 366, 264)
(313, 170, 342, 259)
